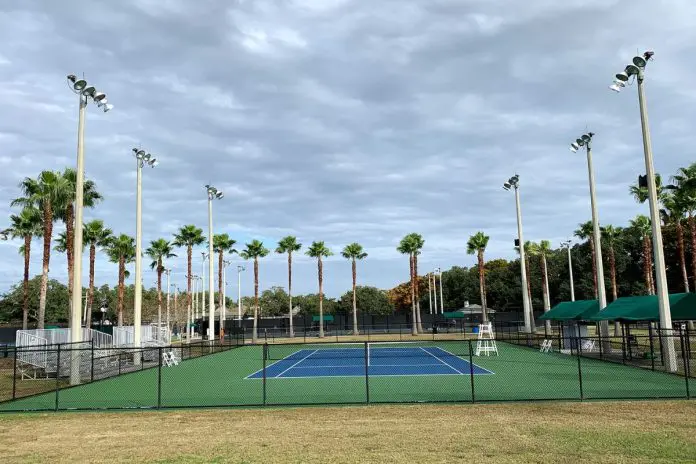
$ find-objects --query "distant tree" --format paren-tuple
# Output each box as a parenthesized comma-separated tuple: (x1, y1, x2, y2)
(83, 220, 113, 326)
(466, 232, 490, 322)
(276, 236, 302, 337)
(107, 234, 136, 326)
(306, 241, 333, 338)
(341, 243, 368, 335)
(241, 240, 270, 343)
(146, 238, 177, 336)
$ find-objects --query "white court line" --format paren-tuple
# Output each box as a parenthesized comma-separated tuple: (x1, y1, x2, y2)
(419, 347, 465, 374)
(244, 349, 317, 379)
(290, 363, 443, 369)
(432, 346, 496, 375)
(275, 350, 319, 378)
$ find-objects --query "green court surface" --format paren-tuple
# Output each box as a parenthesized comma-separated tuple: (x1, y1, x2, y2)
(0, 341, 689, 411)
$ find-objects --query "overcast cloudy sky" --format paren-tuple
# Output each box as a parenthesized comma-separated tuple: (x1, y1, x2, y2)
(0, 0, 695, 299)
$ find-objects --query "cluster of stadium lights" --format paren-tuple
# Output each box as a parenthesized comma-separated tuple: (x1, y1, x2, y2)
(569, 132, 594, 153)
(66, 74, 113, 112)
(132, 148, 159, 168)
(206, 184, 224, 200)
(502, 174, 519, 191)
(608, 51, 654, 93)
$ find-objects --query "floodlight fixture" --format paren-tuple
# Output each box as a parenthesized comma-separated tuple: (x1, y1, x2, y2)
(570, 143, 579, 153)
(216, 191, 224, 199)
(633, 55, 647, 68)
(93, 92, 106, 103)
(576, 138, 585, 146)
(615, 71, 629, 82)
(581, 134, 591, 143)
(625, 64, 641, 76)
(503, 182, 511, 190)
(102, 103, 113, 113)
(150, 158, 159, 167)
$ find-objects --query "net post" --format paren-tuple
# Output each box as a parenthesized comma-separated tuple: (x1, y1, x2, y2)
(364, 341, 370, 404)
(157, 346, 163, 409)
(91, 337, 95, 383)
(55, 344, 61, 411)
(12, 347, 17, 400)
(577, 336, 584, 401)
(679, 331, 690, 399)
(262, 343, 268, 407)
(468, 340, 475, 403)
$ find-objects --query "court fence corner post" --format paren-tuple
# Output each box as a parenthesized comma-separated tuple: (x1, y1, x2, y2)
(679, 331, 690, 399)
(262, 343, 268, 407)
(468, 340, 475, 403)
(576, 336, 584, 401)
(157, 346, 163, 409)
(12, 346, 17, 400)
(55, 344, 61, 411)
(364, 341, 370, 404)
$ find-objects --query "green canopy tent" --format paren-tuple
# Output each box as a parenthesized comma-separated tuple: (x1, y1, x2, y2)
(588, 293, 696, 322)
(537, 299, 600, 321)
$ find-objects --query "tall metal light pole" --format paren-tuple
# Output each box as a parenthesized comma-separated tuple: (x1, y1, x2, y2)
(569, 133, 609, 338)
(221, 259, 231, 340)
(610, 50, 676, 371)
(132, 148, 158, 362)
(436, 267, 444, 314)
(66, 74, 112, 385)
(201, 252, 207, 316)
(206, 185, 224, 341)
(561, 240, 575, 302)
(165, 268, 172, 342)
(188, 274, 196, 342)
(503, 175, 533, 333)
(237, 265, 245, 327)
(428, 273, 433, 314)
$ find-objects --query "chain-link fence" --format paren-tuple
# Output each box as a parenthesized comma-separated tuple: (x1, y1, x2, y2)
(0, 330, 692, 412)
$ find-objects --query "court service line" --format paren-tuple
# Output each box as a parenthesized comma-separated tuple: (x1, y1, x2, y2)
(419, 347, 465, 375)
(432, 347, 496, 375)
(275, 349, 319, 378)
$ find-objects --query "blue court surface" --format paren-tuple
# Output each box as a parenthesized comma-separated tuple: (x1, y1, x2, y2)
(247, 346, 494, 379)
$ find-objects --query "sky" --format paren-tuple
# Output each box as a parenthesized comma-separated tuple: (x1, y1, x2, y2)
(1, 0, 695, 299)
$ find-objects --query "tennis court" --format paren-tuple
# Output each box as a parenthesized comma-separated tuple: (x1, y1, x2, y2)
(247, 344, 494, 378)
(0, 339, 690, 411)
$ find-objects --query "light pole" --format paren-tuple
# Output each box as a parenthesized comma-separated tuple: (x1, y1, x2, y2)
(206, 185, 224, 342)
(66, 74, 112, 385)
(201, 252, 208, 316)
(436, 267, 444, 314)
(503, 175, 533, 333)
(569, 133, 609, 338)
(610, 50, 676, 371)
(132, 148, 158, 362)
(188, 274, 196, 342)
(237, 265, 245, 327)
(428, 272, 433, 314)
(561, 240, 575, 302)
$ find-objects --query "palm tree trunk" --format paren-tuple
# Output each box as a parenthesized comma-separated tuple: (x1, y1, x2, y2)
(118, 257, 125, 327)
(65, 204, 74, 326)
(22, 235, 31, 330)
(38, 203, 53, 330)
(609, 246, 620, 336)
(252, 258, 259, 343)
(677, 221, 689, 292)
(352, 259, 358, 335)
(318, 257, 324, 339)
(86, 244, 96, 328)
(410, 254, 417, 335)
(414, 256, 423, 333)
(478, 250, 487, 322)
(187, 246, 192, 341)
(288, 253, 294, 338)
(157, 259, 163, 338)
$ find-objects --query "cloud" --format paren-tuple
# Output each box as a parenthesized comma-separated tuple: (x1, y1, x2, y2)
(0, 0, 695, 299)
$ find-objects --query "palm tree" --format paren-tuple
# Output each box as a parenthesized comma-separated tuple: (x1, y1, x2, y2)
(106, 234, 136, 326)
(213, 233, 237, 334)
(341, 243, 368, 335)
(397, 235, 418, 335)
(662, 192, 690, 292)
(306, 241, 333, 338)
(83, 220, 113, 327)
(240, 240, 270, 343)
(146, 239, 177, 336)
(276, 236, 302, 338)
(574, 221, 598, 299)
(629, 215, 654, 295)
(407, 233, 425, 333)
(466, 232, 490, 322)
(602, 225, 622, 336)
(173, 225, 205, 340)
(3, 207, 42, 329)
(58, 168, 102, 323)
(669, 163, 696, 288)
(12, 171, 71, 329)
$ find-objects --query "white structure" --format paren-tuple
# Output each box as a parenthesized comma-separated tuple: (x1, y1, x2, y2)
(475, 322, 498, 356)
(112, 324, 170, 347)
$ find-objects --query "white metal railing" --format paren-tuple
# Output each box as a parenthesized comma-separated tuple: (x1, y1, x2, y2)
(113, 325, 170, 347)
(15, 331, 48, 369)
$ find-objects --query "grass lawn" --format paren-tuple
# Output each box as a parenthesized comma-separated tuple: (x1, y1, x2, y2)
(1, 401, 695, 463)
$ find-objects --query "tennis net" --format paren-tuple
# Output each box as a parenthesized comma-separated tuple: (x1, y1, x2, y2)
(265, 340, 469, 361)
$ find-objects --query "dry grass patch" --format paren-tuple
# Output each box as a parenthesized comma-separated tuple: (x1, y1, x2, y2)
(1, 401, 696, 463)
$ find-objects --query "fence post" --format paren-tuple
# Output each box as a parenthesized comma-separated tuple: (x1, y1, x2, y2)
(157, 347, 163, 409)
(679, 332, 690, 399)
(262, 343, 267, 407)
(364, 341, 370, 404)
(12, 347, 17, 400)
(621, 324, 627, 365)
(91, 338, 95, 383)
(55, 345, 61, 411)
(577, 337, 584, 401)
(649, 326, 655, 371)
(468, 341, 475, 403)
(657, 323, 665, 367)
(597, 329, 603, 361)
